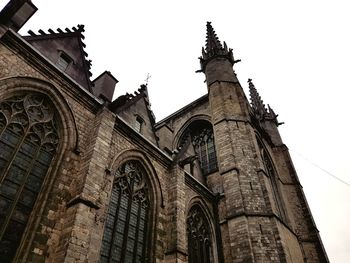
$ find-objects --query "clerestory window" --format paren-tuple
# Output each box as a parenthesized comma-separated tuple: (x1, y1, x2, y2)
(100, 160, 151, 263)
(192, 127, 217, 175)
(0, 93, 59, 262)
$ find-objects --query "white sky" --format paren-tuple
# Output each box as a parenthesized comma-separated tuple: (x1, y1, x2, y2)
(15, 0, 350, 262)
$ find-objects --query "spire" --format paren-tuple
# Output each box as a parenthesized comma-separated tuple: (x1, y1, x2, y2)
(199, 22, 240, 72)
(248, 79, 283, 125)
(248, 79, 267, 119)
(205, 22, 223, 53)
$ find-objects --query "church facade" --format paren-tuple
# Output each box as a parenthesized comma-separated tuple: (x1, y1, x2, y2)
(0, 1, 328, 262)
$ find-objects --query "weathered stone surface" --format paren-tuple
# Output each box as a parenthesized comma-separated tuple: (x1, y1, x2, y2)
(0, 14, 328, 263)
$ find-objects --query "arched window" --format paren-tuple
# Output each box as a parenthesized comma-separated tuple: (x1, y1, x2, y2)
(179, 120, 218, 176)
(257, 138, 287, 221)
(100, 160, 151, 263)
(192, 128, 217, 175)
(0, 93, 59, 262)
(187, 205, 213, 263)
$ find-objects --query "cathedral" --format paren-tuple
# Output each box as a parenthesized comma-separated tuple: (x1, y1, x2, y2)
(0, 1, 329, 262)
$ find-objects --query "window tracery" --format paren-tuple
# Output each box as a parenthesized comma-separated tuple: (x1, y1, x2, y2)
(179, 121, 218, 176)
(192, 128, 217, 175)
(187, 206, 213, 263)
(100, 160, 150, 263)
(0, 93, 59, 262)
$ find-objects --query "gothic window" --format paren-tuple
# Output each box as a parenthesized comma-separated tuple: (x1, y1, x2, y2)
(100, 160, 150, 263)
(257, 138, 287, 221)
(192, 127, 217, 175)
(0, 93, 59, 262)
(187, 206, 213, 263)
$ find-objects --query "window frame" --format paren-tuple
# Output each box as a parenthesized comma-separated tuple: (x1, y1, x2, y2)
(0, 92, 60, 262)
(100, 160, 153, 263)
(186, 204, 214, 263)
(56, 51, 73, 72)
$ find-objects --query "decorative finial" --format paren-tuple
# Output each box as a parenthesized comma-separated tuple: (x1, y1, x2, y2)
(198, 22, 239, 73)
(248, 79, 282, 125)
(144, 73, 151, 86)
(205, 22, 223, 53)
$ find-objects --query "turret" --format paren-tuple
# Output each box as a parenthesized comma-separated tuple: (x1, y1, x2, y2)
(199, 22, 241, 86)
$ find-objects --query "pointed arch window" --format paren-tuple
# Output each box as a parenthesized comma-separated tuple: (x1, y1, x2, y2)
(257, 138, 287, 221)
(0, 93, 59, 262)
(100, 160, 151, 263)
(187, 205, 213, 263)
(192, 127, 217, 175)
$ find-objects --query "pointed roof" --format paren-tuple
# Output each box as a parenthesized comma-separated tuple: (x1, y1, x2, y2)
(199, 22, 239, 72)
(248, 78, 267, 119)
(248, 79, 282, 125)
(109, 84, 156, 125)
(205, 22, 223, 53)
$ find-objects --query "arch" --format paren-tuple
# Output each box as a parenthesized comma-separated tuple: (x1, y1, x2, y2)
(175, 117, 218, 176)
(186, 196, 218, 263)
(110, 149, 164, 208)
(0, 80, 76, 262)
(102, 149, 163, 262)
(255, 134, 288, 222)
(0, 76, 79, 152)
(173, 114, 212, 149)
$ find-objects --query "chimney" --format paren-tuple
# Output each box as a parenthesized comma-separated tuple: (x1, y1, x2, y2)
(92, 71, 118, 102)
(0, 0, 38, 32)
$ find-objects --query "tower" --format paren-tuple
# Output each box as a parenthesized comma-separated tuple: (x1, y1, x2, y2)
(199, 22, 328, 262)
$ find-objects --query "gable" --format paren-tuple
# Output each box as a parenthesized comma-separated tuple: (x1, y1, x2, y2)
(114, 87, 157, 145)
(23, 27, 92, 90)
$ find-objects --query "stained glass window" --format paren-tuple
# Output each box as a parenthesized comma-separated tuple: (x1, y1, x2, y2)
(192, 127, 217, 175)
(187, 206, 213, 263)
(100, 161, 150, 263)
(0, 93, 59, 262)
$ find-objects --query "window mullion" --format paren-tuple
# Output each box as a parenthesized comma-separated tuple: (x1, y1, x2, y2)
(120, 180, 134, 262)
(132, 202, 142, 263)
(107, 188, 122, 263)
(0, 138, 41, 241)
(0, 127, 28, 184)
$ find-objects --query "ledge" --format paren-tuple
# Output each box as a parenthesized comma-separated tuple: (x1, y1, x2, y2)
(66, 194, 100, 209)
(184, 171, 218, 202)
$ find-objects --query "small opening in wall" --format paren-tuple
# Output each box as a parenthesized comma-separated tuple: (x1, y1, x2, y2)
(56, 52, 72, 72)
(135, 115, 144, 133)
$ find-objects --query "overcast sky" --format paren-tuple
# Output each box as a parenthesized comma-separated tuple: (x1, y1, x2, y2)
(9, 0, 350, 261)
